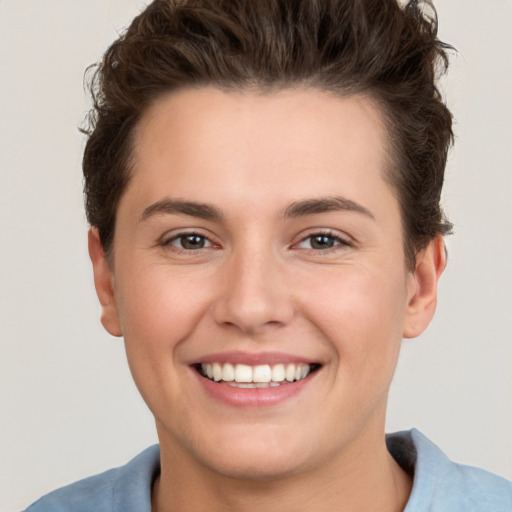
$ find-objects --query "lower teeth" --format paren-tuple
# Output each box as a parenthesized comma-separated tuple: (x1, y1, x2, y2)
(225, 381, 284, 388)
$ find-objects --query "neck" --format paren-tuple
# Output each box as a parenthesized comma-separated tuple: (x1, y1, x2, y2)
(152, 428, 412, 512)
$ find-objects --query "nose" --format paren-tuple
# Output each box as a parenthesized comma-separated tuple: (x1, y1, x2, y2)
(212, 245, 295, 336)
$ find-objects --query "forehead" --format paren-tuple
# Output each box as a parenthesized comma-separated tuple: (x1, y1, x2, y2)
(129, 87, 394, 205)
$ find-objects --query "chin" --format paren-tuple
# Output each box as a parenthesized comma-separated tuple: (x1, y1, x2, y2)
(203, 450, 307, 481)
(186, 424, 319, 481)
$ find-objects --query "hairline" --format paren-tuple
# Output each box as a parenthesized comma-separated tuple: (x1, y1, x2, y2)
(104, 83, 413, 269)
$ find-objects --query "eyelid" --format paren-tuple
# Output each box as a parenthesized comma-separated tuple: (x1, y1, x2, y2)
(169, 234, 213, 248)
(292, 229, 354, 250)
(158, 228, 219, 250)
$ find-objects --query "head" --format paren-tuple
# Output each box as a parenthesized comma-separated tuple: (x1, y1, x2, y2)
(85, 0, 452, 486)
(83, 0, 453, 270)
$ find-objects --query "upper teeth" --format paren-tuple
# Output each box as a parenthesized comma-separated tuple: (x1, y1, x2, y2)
(201, 362, 311, 384)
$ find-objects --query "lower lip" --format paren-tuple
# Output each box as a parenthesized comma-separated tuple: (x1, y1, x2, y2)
(193, 370, 318, 408)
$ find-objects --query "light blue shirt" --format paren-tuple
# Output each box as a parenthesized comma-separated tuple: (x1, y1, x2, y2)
(25, 429, 512, 511)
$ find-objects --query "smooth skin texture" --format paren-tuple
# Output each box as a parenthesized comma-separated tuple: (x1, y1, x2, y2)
(89, 87, 446, 512)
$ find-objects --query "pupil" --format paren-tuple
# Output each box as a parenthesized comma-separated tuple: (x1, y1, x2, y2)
(182, 235, 205, 249)
(311, 235, 334, 249)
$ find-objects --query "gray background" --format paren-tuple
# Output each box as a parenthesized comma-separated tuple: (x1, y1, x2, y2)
(1, 1, 511, 510)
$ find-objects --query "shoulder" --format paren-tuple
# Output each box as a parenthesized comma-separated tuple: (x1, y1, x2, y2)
(387, 429, 512, 512)
(24, 445, 160, 512)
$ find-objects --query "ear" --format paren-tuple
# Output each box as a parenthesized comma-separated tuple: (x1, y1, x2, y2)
(88, 228, 122, 337)
(403, 236, 447, 339)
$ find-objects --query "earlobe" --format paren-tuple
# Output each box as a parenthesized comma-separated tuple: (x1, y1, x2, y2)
(403, 237, 447, 339)
(88, 228, 123, 337)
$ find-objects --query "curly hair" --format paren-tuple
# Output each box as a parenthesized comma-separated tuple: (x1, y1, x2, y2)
(83, 0, 454, 267)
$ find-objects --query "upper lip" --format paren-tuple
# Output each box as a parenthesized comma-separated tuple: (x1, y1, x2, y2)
(188, 351, 321, 366)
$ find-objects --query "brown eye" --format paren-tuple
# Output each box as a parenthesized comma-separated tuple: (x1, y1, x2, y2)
(296, 232, 351, 251)
(166, 233, 212, 250)
(181, 234, 206, 249)
(310, 235, 336, 249)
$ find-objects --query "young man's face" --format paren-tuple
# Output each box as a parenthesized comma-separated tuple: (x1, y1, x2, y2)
(90, 87, 442, 479)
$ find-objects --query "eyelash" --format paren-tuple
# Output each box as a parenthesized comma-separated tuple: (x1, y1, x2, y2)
(160, 231, 215, 252)
(159, 230, 352, 253)
(294, 231, 353, 252)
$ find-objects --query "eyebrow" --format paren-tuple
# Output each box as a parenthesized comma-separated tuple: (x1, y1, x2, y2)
(282, 196, 375, 220)
(140, 199, 224, 221)
(140, 195, 374, 222)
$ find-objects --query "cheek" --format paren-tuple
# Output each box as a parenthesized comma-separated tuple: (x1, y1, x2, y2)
(116, 265, 210, 343)
(299, 264, 408, 374)
(113, 265, 216, 403)
(113, 266, 215, 414)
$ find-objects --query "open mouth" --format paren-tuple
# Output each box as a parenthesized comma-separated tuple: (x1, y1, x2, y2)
(195, 362, 321, 388)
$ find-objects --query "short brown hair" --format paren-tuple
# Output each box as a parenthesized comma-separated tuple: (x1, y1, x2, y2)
(83, 0, 454, 267)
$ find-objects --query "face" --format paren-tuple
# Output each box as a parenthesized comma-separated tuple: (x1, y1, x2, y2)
(90, 87, 443, 480)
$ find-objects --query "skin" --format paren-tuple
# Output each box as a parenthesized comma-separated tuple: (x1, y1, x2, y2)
(89, 87, 446, 512)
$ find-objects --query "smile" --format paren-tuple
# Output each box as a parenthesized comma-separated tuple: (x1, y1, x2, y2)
(198, 362, 320, 388)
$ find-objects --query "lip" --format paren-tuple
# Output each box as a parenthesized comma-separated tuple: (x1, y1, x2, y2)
(190, 359, 320, 408)
(188, 351, 320, 366)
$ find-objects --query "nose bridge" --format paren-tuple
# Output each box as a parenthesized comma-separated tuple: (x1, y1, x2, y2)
(213, 237, 293, 334)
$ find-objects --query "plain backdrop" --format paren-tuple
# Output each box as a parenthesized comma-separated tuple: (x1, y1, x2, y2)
(1, 1, 511, 511)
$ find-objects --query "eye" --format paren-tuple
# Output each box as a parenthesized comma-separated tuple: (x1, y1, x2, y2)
(296, 232, 351, 250)
(164, 233, 213, 250)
